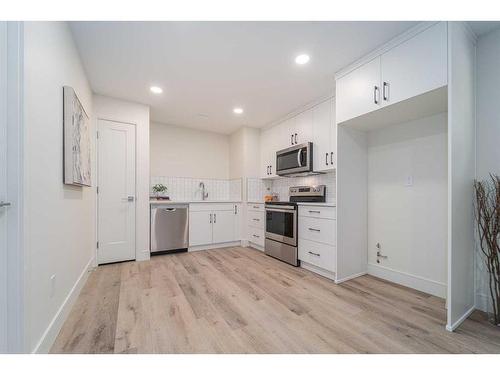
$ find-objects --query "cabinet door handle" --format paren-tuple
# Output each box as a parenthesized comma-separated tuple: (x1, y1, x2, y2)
(253, 205, 259, 209)
(325, 152, 329, 166)
(291, 134, 294, 145)
(383, 81, 389, 101)
(308, 251, 320, 257)
(209, 213, 212, 223)
(0, 201, 11, 207)
(252, 218, 260, 221)
(330, 152, 334, 165)
(294, 133, 298, 144)
(253, 234, 260, 238)
(308, 227, 321, 232)
(234, 205, 237, 214)
(214, 213, 216, 223)
(308, 210, 321, 214)
(374, 85, 379, 105)
(269, 165, 272, 175)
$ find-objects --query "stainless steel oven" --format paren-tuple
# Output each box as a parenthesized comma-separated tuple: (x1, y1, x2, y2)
(265, 203, 298, 266)
(276, 142, 313, 176)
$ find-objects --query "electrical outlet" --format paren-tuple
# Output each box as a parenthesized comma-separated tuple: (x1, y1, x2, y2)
(50, 274, 56, 298)
(405, 175, 414, 187)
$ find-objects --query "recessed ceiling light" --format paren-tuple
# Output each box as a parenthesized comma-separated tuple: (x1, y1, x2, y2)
(295, 54, 310, 65)
(150, 86, 163, 94)
(233, 107, 244, 115)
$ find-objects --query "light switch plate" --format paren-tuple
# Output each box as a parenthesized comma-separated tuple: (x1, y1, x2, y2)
(405, 175, 414, 187)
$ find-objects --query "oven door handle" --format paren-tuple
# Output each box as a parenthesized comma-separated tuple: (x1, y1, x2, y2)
(297, 149, 303, 167)
(266, 207, 296, 212)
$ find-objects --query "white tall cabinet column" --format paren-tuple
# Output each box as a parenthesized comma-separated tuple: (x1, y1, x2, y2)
(446, 22, 477, 332)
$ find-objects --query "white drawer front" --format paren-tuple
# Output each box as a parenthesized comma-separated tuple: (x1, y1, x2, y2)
(190, 203, 235, 212)
(299, 239, 336, 272)
(247, 203, 264, 212)
(299, 216, 336, 245)
(299, 205, 336, 220)
(247, 210, 264, 229)
(248, 226, 264, 247)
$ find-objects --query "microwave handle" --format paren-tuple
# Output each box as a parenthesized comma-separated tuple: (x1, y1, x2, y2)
(297, 149, 303, 167)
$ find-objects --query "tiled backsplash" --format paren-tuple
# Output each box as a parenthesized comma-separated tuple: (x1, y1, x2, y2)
(247, 171, 336, 203)
(151, 176, 242, 201)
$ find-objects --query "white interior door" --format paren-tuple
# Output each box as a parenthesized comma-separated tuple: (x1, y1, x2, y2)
(98, 119, 136, 264)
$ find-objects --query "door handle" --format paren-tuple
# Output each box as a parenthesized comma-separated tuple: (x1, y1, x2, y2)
(294, 133, 298, 144)
(164, 208, 176, 212)
(0, 201, 11, 207)
(330, 152, 334, 165)
(325, 152, 329, 166)
(374, 85, 379, 105)
(297, 149, 303, 167)
(383, 81, 389, 101)
(291, 134, 294, 145)
(121, 196, 135, 202)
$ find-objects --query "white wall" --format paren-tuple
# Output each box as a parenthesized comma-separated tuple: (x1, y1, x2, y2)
(93, 95, 150, 262)
(367, 113, 448, 297)
(23, 21, 94, 353)
(150, 122, 229, 179)
(229, 127, 261, 180)
(475, 27, 500, 312)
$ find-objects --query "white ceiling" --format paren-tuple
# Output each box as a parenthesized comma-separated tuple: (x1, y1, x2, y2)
(70, 21, 418, 134)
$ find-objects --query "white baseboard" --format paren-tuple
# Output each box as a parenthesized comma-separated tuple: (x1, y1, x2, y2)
(33, 256, 95, 353)
(446, 304, 476, 332)
(335, 271, 367, 284)
(367, 263, 446, 298)
(301, 261, 336, 280)
(188, 241, 242, 252)
(247, 242, 264, 252)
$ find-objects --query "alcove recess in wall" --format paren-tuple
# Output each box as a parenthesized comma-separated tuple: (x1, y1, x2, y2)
(337, 85, 449, 299)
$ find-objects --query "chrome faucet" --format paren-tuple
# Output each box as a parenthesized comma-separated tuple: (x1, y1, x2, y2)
(199, 181, 209, 201)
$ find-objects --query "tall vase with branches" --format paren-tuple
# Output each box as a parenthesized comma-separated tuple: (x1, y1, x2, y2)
(474, 174, 500, 326)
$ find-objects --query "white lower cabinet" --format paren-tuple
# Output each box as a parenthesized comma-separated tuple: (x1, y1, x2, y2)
(298, 239, 336, 271)
(247, 203, 265, 248)
(189, 211, 213, 246)
(189, 203, 239, 247)
(298, 205, 336, 276)
(212, 210, 236, 243)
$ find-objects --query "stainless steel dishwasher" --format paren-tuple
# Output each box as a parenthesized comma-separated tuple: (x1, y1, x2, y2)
(150, 204, 189, 254)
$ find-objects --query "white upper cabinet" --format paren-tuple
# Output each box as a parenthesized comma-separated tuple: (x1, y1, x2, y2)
(336, 22, 448, 125)
(292, 110, 313, 145)
(336, 57, 381, 124)
(329, 97, 337, 169)
(312, 98, 333, 172)
(380, 22, 447, 107)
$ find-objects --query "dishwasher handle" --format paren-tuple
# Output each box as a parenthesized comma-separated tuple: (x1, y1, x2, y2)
(163, 208, 177, 212)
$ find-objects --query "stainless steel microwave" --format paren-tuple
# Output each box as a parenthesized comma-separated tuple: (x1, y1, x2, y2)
(276, 142, 313, 176)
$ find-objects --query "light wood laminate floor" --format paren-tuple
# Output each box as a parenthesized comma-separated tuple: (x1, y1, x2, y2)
(51, 247, 500, 353)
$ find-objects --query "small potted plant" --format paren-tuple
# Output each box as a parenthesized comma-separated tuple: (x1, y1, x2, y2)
(152, 183, 169, 200)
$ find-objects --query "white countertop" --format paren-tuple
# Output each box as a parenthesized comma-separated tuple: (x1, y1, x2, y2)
(150, 200, 241, 205)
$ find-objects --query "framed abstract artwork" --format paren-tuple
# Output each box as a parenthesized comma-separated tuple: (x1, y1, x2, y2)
(63, 86, 91, 186)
